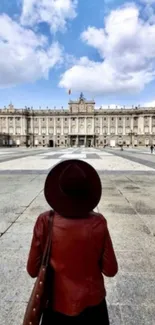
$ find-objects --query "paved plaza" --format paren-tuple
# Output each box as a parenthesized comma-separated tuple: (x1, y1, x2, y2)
(0, 147, 155, 324)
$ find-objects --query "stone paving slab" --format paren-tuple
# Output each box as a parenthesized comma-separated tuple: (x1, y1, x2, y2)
(104, 213, 150, 233)
(0, 232, 32, 252)
(116, 273, 155, 305)
(0, 148, 50, 163)
(0, 147, 155, 172)
(0, 301, 27, 325)
(121, 304, 155, 325)
(105, 148, 155, 170)
(0, 156, 61, 170)
(0, 170, 155, 175)
(139, 215, 155, 236)
(116, 250, 155, 273)
(43, 153, 65, 159)
(108, 305, 123, 325)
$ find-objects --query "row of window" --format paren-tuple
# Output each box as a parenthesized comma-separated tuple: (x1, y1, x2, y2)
(33, 116, 155, 120)
(1, 126, 154, 133)
(1, 116, 155, 121)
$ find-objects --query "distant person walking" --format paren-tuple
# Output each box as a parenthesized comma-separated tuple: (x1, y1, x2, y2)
(24, 160, 118, 324)
(150, 145, 154, 154)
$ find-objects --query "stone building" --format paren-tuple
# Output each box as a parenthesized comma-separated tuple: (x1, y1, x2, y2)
(0, 94, 155, 147)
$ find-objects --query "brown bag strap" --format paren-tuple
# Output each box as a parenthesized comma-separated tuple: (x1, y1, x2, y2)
(42, 210, 54, 267)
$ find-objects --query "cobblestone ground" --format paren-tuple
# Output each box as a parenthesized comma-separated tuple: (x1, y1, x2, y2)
(0, 147, 155, 325)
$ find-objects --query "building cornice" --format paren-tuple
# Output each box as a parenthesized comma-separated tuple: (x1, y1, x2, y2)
(1, 108, 155, 115)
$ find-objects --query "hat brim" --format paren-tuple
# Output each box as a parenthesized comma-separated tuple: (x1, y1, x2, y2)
(44, 159, 102, 217)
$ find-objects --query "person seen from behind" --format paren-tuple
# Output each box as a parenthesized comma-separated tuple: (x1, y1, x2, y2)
(26, 159, 118, 323)
(150, 145, 154, 154)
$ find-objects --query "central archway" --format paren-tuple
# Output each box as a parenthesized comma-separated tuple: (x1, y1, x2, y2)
(49, 140, 54, 147)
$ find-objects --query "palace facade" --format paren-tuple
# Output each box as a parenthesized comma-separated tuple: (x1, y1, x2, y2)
(0, 94, 155, 147)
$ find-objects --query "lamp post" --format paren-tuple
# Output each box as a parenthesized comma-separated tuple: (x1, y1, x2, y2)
(93, 113, 95, 147)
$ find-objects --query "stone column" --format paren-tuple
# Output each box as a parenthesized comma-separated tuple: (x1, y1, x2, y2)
(92, 116, 95, 146)
(53, 117, 56, 147)
(99, 117, 102, 146)
(77, 117, 79, 135)
(115, 117, 118, 136)
(20, 116, 23, 145)
(130, 116, 134, 146)
(149, 116, 152, 134)
(68, 117, 71, 147)
(84, 135, 87, 147)
(61, 118, 63, 147)
(123, 117, 125, 135)
(20, 116, 23, 133)
(22, 116, 26, 146)
(131, 116, 133, 130)
(39, 118, 41, 136)
(85, 117, 87, 147)
(45, 117, 48, 147)
(84, 117, 87, 134)
(69, 117, 71, 134)
(100, 117, 102, 135)
(138, 116, 144, 135)
(107, 117, 110, 135)
(6, 116, 9, 134)
(30, 116, 32, 134)
(6, 116, 9, 146)
(13, 117, 16, 135)
(149, 116, 152, 144)
(61, 118, 64, 136)
(46, 117, 49, 136)
(29, 116, 32, 146)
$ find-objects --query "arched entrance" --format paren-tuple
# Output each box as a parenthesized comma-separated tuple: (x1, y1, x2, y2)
(49, 140, 54, 147)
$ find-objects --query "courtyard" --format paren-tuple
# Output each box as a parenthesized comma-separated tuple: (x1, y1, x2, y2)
(0, 147, 155, 324)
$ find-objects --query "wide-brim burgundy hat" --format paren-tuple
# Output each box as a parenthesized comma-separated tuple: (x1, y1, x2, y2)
(44, 159, 102, 218)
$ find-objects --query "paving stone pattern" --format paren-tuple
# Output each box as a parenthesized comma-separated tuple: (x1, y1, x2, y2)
(0, 147, 155, 172)
(0, 148, 155, 324)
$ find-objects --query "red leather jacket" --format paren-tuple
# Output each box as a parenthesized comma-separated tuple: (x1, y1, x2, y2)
(27, 211, 118, 316)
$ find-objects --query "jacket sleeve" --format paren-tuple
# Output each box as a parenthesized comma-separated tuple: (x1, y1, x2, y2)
(26, 215, 44, 278)
(101, 220, 118, 277)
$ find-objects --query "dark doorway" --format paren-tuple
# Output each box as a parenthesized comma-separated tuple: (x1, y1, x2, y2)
(79, 137, 85, 147)
(70, 136, 76, 147)
(49, 140, 54, 147)
(71, 139, 76, 146)
(87, 136, 93, 147)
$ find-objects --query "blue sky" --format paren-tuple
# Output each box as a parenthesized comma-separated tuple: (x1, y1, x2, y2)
(0, 0, 155, 108)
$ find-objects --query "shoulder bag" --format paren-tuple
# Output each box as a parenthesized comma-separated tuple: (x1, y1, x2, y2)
(22, 210, 54, 325)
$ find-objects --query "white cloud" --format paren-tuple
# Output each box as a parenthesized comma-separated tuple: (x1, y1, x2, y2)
(21, 0, 77, 33)
(0, 14, 63, 87)
(143, 100, 155, 106)
(59, 3, 155, 95)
